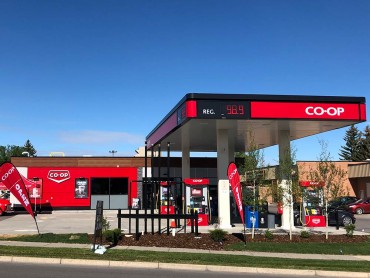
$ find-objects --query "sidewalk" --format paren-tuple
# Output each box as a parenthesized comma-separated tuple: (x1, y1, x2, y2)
(0, 240, 369, 278)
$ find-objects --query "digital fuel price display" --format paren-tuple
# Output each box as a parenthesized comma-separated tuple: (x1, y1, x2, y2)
(196, 100, 250, 119)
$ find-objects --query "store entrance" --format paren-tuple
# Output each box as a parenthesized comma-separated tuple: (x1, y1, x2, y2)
(90, 177, 128, 209)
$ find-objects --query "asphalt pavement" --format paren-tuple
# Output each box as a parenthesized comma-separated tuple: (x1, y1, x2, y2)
(0, 210, 369, 277)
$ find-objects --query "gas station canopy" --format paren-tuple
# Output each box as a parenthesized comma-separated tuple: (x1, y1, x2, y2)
(147, 93, 366, 152)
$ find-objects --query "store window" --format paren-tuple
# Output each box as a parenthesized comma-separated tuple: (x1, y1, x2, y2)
(91, 178, 128, 195)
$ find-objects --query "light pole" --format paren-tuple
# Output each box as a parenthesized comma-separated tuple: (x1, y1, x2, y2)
(109, 150, 117, 157)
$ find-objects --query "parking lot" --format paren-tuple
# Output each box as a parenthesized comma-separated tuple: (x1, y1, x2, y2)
(0, 210, 369, 236)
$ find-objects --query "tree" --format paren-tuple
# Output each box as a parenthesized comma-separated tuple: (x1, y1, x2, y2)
(360, 125, 370, 160)
(276, 145, 300, 240)
(0, 145, 23, 164)
(0, 140, 37, 164)
(339, 125, 363, 161)
(236, 131, 266, 238)
(307, 140, 347, 239)
(23, 139, 37, 157)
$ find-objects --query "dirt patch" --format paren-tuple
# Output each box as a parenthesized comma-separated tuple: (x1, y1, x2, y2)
(94, 232, 369, 251)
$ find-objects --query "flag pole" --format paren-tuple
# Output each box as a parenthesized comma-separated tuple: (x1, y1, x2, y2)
(34, 217, 40, 235)
(240, 189, 247, 247)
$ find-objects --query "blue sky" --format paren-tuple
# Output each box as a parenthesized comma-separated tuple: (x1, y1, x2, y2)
(1, 0, 369, 163)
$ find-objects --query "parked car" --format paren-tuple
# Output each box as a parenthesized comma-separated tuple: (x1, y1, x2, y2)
(0, 198, 12, 216)
(293, 203, 356, 226)
(347, 198, 370, 215)
(327, 209, 356, 226)
(328, 196, 359, 210)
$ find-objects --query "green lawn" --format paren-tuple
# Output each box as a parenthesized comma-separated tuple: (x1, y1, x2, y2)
(0, 245, 369, 273)
(226, 241, 370, 255)
(0, 233, 369, 273)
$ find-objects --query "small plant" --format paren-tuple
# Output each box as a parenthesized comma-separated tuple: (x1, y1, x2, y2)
(102, 216, 111, 231)
(209, 228, 228, 242)
(103, 228, 121, 244)
(345, 224, 356, 237)
(264, 229, 274, 240)
(300, 230, 311, 238)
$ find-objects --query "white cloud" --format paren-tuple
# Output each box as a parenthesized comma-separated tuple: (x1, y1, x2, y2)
(58, 130, 145, 145)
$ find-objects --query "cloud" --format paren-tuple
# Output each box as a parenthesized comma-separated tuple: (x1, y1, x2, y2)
(58, 130, 145, 145)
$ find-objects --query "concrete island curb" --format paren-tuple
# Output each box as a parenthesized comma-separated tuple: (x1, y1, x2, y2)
(0, 255, 369, 277)
(0, 240, 370, 262)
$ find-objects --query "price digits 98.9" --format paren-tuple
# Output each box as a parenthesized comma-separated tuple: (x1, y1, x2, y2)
(226, 104, 245, 115)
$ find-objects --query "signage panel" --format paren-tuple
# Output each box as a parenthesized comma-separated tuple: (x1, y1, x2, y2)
(251, 101, 362, 120)
(195, 100, 250, 119)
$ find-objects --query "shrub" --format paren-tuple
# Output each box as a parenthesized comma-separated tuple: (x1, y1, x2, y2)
(102, 217, 111, 231)
(345, 224, 356, 237)
(300, 230, 311, 238)
(103, 228, 121, 244)
(209, 228, 228, 242)
(264, 229, 274, 240)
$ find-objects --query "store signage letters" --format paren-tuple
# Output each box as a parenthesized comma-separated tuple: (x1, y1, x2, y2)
(251, 101, 361, 120)
(48, 170, 70, 183)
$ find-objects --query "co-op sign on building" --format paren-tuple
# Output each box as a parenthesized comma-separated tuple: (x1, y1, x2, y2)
(175, 100, 364, 123)
(250, 102, 365, 120)
(48, 170, 71, 183)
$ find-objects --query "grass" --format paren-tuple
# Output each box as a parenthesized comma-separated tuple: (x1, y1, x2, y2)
(226, 241, 370, 255)
(0, 233, 369, 273)
(0, 245, 369, 273)
(3, 233, 90, 244)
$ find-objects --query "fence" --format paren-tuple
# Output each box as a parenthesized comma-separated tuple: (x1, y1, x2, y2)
(117, 209, 199, 240)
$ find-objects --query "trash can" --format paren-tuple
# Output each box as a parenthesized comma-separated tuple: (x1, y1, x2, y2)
(245, 206, 259, 228)
(258, 205, 268, 228)
(268, 214, 275, 229)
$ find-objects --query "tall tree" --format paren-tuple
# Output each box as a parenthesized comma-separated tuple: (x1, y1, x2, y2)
(360, 125, 370, 160)
(307, 140, 347, 239)
(339, 125, 363, 161)
(0, 140, 37, 164)
(23, 139, 37, 157)
(276, 145, 299, 240)
(241, 131, 265, 238)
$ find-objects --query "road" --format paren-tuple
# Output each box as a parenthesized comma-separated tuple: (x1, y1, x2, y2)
(0, 262, 325, 278)
(354, 214, 370, 233)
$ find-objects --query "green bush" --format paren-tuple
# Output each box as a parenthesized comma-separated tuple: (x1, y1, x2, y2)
(345, 224, 356, 237)
(264, 229, 274, 240)
(103, 228, 121, 244)
(300, 230, 311, 238)
(209, 228, 228, 242)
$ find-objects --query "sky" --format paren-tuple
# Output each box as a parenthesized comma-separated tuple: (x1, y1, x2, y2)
(1, 0, 369, 164)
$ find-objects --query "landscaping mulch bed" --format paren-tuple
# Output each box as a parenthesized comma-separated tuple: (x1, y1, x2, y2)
(97, 232, 369, 251)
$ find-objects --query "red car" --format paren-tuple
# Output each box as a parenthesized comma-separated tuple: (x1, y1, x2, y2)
(347, 198, 370, 215)
(0, 198, 12, 216)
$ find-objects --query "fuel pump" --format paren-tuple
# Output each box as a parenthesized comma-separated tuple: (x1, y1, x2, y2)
(159, 181, 176, 214)
(184, 178, 210, 226)
(300, 181, 325, 227)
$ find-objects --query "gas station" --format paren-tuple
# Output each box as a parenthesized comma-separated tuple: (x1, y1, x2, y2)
(146, 93, 366, 229)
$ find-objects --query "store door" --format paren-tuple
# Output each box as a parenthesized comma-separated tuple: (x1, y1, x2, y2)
(90, 177, 128, 209)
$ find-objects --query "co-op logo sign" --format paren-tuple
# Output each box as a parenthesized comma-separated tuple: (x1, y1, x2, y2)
(48, 170, 70, 183)
(305, 106, 344, 116)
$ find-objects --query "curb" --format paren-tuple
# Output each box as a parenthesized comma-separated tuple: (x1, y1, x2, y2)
(1, 256, 369, 277)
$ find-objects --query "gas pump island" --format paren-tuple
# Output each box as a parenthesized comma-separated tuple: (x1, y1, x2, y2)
(300, 181, 325, 227)
(159, 181, 176, 215)
(184, 178, 210, 226)
(159, 178, 210, 226)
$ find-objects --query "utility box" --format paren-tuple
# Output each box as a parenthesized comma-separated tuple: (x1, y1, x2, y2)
(245, 206, 258, 228)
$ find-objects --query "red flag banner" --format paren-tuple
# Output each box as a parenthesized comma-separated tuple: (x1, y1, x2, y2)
(0, 162, 35, 218)
(227, 162, 244, 224)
